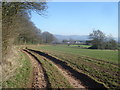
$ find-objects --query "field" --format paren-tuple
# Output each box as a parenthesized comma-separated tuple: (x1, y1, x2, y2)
(69, 44, 91, 48)
(27, 45, 119, 89)
(3, 2, 119, 89)
(3, 45, 119, 89)
(31, 45, 118, 64)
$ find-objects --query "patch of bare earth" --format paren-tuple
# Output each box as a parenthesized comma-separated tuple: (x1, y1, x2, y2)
(22, 49, 50, 88)
(35, 53, 85, 88)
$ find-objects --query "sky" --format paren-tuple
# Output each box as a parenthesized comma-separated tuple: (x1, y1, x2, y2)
(31, 2, 118, 37)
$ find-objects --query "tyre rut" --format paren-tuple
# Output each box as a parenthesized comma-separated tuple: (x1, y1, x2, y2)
(27, 48, 107, 89)
(22, 49, 51, 88)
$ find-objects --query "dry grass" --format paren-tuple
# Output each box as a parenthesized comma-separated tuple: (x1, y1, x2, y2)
(2, 46, 19, 82)
(2, 46, 32, 88)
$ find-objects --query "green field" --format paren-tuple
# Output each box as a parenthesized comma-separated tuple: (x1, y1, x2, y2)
(70, 44, 91, 48)
(27, 45, 119, 89)
(30, 45, 118, 64)
(3, 45, 119, 89)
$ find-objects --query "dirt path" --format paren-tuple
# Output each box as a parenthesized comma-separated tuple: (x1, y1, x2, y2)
(22, 49, 50, 88)
(39, 55, 85, 88)
(28, 49, 107, 89)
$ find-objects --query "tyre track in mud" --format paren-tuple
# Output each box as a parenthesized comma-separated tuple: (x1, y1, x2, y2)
(32, 51, 85, 88)
(22, 49, 51, 88)
(27, 49, 107, 89)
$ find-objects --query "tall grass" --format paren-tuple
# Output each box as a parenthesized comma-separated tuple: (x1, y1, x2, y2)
(2, 47, 32, 88)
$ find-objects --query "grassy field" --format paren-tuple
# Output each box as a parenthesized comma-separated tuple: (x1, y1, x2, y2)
(2, 49, 32, 88)
(3, 45, 119, 88)
(27, 45, 119, 89)
(30, 45, 118, 64)
(70, 44, 91, 48)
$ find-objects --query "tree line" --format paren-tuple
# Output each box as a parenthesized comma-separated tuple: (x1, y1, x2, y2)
(2, 2, 55, 61)
(60, 30, 118, 50)
(13, 14, 55, 45)
(89, 30, 118, 50)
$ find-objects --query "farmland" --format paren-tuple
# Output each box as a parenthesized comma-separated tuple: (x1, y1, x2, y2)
(2, 45, 119, 89)
(30, 45, 118, 64)
(69, 44, 91, 48)
(2, 2, 119, 89)
(26, 45, 119, 89)
(28, 50, 72, 88)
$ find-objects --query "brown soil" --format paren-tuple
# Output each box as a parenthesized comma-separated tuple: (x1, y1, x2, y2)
(35, 53, 85, 88)
(22, 49, 51, 88)
(27, 49, 107, 89)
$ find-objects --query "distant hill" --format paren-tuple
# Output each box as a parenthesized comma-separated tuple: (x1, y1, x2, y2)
(54, 34, 118, 42)
(54, 35, 90, 41)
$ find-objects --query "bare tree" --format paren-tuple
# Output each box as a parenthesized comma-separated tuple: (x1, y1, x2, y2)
(41, 32, 55, 43)
(89, 30, 106, 49)
(2, 2, 48, 72)
(105, 35, 118, 49)
(2, 2, 47, 58)
(89, 30, 117, 49)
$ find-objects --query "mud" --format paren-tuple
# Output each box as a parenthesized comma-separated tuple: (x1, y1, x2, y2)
(28, 49, 107, 89)
(22, 49, 51, 88)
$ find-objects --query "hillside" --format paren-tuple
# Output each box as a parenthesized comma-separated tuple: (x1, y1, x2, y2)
(54, 35, 90, 41)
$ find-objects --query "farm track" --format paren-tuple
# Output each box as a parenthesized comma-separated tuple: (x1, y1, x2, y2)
(27, 48, 107, 89)
(29, 49, 85, 88)
(22, 49, 51, 88)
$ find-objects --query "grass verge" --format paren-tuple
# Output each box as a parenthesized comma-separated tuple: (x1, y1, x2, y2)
(2, 50, 32, 88)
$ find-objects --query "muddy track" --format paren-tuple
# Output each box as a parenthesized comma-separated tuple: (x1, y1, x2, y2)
(28, 49, 107, 89)
(28, 50, 86, 88)
(22, 49, 51, 88)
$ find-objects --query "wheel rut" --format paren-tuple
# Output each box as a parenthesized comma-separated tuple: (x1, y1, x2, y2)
(27, 49, 107, 89)
(22, 49, 51, 88)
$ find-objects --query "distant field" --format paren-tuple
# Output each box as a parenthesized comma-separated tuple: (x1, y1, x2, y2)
(27, 45, 119, 89)
(70, 44, 91, 48)
(30, 45, 118, 64)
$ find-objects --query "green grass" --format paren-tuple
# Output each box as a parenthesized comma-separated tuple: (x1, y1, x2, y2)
(70, 44, 91, 48)
(30, 51, 72, 88)
(7, 45, 118, 88)
(2, 50, 32, 88)
(27, 45, 119, 89)
(30, 45, 118, 64)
